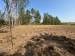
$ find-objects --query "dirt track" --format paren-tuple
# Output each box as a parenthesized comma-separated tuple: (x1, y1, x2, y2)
(0, 25, 75, 54)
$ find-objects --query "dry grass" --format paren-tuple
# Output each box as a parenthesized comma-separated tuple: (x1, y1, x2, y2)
(0, 25, 75, 54)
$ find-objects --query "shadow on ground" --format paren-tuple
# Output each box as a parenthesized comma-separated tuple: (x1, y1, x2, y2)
(1, 33, 75, 56)
(0, 30, 8, 33)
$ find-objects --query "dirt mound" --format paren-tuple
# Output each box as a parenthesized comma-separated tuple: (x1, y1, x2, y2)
(24, 33, 75, 56)
(1, 33, 75, 56)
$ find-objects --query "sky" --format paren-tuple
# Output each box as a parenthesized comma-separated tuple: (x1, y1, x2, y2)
(0, 0, 75, 22)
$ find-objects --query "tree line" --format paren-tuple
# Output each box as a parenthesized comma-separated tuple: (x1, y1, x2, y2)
(0, 8, 61, 26)
(0, 0, 61, 26)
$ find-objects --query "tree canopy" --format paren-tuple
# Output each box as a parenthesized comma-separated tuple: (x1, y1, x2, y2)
(1, 0, 61, 25)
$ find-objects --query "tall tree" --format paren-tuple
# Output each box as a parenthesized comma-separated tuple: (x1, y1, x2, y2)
(20, 9, 31, 25)
(31, 8, 36, 24)
(17, 0, 29, 25)
(0, 11, 6, 26)
(25, 9, 31, 24)
(42, 13, 61, 25)
(31, 8, 41, 24)
(18, 7, 25, 25)
(31, 8, 35, 15)
(3, 0, 29, 48)
(43, 13, 52, 25)
(3, 0, 29, 25)
(54, 16, 61, 25)
(34, 10, 41, 24)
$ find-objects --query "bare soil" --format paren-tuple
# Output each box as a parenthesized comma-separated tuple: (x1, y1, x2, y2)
(0, 25, 75, 55)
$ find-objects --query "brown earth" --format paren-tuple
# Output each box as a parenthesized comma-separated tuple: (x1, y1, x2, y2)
(0, 25, 75, 55)
(24, 34, 75, 56)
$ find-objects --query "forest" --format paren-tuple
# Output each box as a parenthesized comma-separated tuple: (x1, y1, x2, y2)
(0, 0, 62, 27)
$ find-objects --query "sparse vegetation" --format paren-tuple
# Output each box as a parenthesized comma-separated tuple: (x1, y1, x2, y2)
(0, 33, 75, 56)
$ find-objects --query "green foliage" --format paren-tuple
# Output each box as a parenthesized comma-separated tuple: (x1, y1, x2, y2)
(25, 10, 31, 24)
(17, 0, 29, 25)
(18, 7, 25, 25)
(18, 8, 61, 25)
(54, 16, 61, 25)
(0, 11, 6, 26)
(43, 13, 52, 25)
(42, 13, 61, 25)
(22, 10, 31, 24)
(18, 9, 31, 25)
(3, 0, 29, 25)
(0, 19, 6, 26)
(34, 10, 41, 24)
(3, 0, 61, 25)
(31, 8, 41, 24)
(31, 8, 35, 15)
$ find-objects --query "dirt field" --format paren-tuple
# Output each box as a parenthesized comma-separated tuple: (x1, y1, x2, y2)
(0, 25, 75, 54)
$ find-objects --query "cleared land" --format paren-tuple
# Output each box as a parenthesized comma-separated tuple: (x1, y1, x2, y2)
(0, 25, 75, 54)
